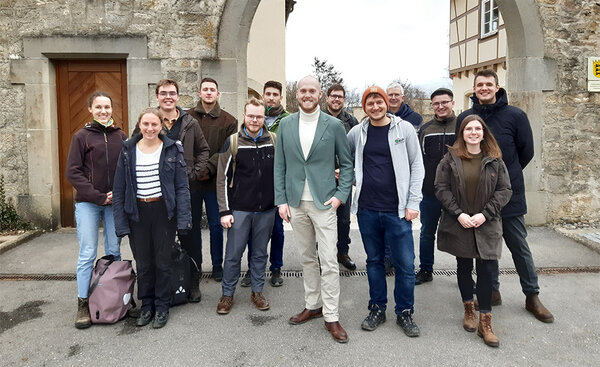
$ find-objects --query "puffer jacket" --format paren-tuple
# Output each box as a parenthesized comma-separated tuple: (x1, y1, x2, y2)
(457, 88, 533, 217)
(434, 150, 512, 260)
(112, 134, 192, 237)
(65, 121, 127, 205)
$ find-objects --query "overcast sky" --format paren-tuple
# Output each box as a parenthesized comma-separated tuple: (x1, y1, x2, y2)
(285, 0, 452, 94)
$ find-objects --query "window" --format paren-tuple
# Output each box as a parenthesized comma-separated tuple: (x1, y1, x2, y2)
(481, 0, 499, 38)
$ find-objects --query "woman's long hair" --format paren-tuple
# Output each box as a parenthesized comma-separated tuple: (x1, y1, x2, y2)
(449, 114, 502, 159)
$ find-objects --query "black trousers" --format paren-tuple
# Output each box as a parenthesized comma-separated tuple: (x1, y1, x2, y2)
(456, 257, 495, 312)
(130, 200, 176, 312)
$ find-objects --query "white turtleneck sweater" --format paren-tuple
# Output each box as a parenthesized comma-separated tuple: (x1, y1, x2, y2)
(299, 106, 320, 201)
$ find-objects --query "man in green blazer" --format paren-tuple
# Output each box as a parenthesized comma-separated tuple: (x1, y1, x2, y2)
(274, 76, 354, 343)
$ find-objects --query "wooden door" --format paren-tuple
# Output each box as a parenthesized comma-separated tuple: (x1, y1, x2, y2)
(56, 60, 129, 227)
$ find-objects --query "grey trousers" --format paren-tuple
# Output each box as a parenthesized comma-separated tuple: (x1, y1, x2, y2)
(222, 208, 276, 296)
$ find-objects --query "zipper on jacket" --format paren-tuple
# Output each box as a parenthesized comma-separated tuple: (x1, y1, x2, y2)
(104, 132, 111, 189)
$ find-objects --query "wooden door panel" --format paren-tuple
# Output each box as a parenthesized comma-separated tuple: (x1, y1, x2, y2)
(57, 60, 128, 227)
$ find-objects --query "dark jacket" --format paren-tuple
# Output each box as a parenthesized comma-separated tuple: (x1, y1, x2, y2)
(418, 113, 457, 196)
(393, 103, 423, 128)
(457, 88, 534, 217)
(216, 126, 276, 216)
(132, 107, 210, 191)
(112, 134, 192, 237)
(265, 106, 290, 133)
(434, 151, 512, 260)
(323, 108, 358, 133)
(172, 107, 210, 191)
(187, 102, 238, 191)
(65, 121, 127, 205)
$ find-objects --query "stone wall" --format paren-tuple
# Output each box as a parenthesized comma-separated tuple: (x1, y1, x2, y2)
(0, 0, 226, 225)
(537, 0, 600, 223)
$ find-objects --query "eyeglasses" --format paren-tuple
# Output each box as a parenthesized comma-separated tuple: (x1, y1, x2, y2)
(158, 91, 178, 97)
(328, 94, 345, 100)
(245, 114, 265, 121)
(431, 100, 452, 107)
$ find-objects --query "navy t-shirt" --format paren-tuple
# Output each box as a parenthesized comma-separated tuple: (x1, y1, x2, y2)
(358, 123, 399, 212)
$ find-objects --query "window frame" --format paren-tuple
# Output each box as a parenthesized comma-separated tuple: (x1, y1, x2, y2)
(480, 0, 499, 39)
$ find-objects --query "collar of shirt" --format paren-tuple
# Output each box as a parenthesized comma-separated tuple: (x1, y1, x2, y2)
(243, 125, 263, 142)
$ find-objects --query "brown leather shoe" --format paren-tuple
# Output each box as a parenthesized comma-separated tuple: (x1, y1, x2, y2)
(217, 295, 234, 315)
(288, 307, 323, 325)
(324, 321, 349, 343)
(525, 293, 554, 323)
(251, 292, 270, 311)
(463, 301, 477, 332)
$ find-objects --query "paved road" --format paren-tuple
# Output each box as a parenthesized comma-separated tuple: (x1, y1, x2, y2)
(1, 226, 599, 366)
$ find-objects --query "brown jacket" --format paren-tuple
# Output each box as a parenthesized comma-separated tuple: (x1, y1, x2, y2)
(187, 102, 237, 190)
(434, 151, 512, 260)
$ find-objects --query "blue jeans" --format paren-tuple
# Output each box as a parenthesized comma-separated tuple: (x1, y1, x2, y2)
(418, 194, 443, 272)
(198, 190, 224, 268)
(75, 202, 121, 298)
(357, 208, 415, 314)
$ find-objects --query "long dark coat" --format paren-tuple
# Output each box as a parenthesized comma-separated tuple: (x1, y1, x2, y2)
(434, 151, 512, 260)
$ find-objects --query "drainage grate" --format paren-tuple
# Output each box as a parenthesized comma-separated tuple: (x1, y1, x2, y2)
(2, 266, 599, 281)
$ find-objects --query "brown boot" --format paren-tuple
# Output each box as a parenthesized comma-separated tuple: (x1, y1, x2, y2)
(525, 293, 554, 323)
(477, 312, 499, 347)
(75, 297, 91, 329)
(463, 301, 477, 332)
(251, 292, 270, 311)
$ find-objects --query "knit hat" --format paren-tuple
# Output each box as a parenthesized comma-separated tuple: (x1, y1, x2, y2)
(430, 87, 453, 100)
(361, 86, 389, 111)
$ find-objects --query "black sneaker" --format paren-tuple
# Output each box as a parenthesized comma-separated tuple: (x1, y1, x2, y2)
(270, 268, 284, 287)
(136, 310, 154, 327)
(361, 305, 386, 331)
(240, 270, 251, 287)
(415, 270, 433, 285)
(397, 311, 420, 337)
(212, 266, 223, 282)
(152, 311, 169, 329)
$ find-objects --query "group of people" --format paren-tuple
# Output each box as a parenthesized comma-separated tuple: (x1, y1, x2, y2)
(66, 69, 554, 347)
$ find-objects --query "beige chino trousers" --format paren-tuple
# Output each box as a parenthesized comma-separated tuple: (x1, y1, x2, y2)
(289, 200, 340, 322)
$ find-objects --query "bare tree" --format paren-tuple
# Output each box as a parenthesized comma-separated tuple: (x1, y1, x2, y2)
(286, 81, 298, 113)
(390, 78, 428, 116)
(312, 57, 344, 95)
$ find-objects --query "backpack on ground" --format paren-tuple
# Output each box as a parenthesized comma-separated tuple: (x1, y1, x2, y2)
(88, 255, 136, 324)
(171, 241, 199, 306)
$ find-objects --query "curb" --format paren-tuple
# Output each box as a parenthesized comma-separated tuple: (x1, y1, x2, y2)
(555, 227, 600, 255)
(0, 230, 43, 255)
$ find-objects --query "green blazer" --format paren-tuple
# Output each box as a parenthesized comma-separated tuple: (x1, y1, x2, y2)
(274, 111, 354, 209)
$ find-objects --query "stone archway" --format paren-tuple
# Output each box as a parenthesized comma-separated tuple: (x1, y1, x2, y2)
(496, 0, 556, 225)
(201, 0, 261, 119)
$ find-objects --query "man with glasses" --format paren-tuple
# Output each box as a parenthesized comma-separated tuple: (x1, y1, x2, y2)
(216, 97, 277, 315)
(241, 81, 290, 288)
(323, 84, 358, 271)
(414, 88, 457, 285)
(155, 79, 210, 302)
(188, 77, 238, 282)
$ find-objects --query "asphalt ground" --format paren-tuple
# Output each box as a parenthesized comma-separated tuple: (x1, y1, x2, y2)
(0, 224, 599, 366)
